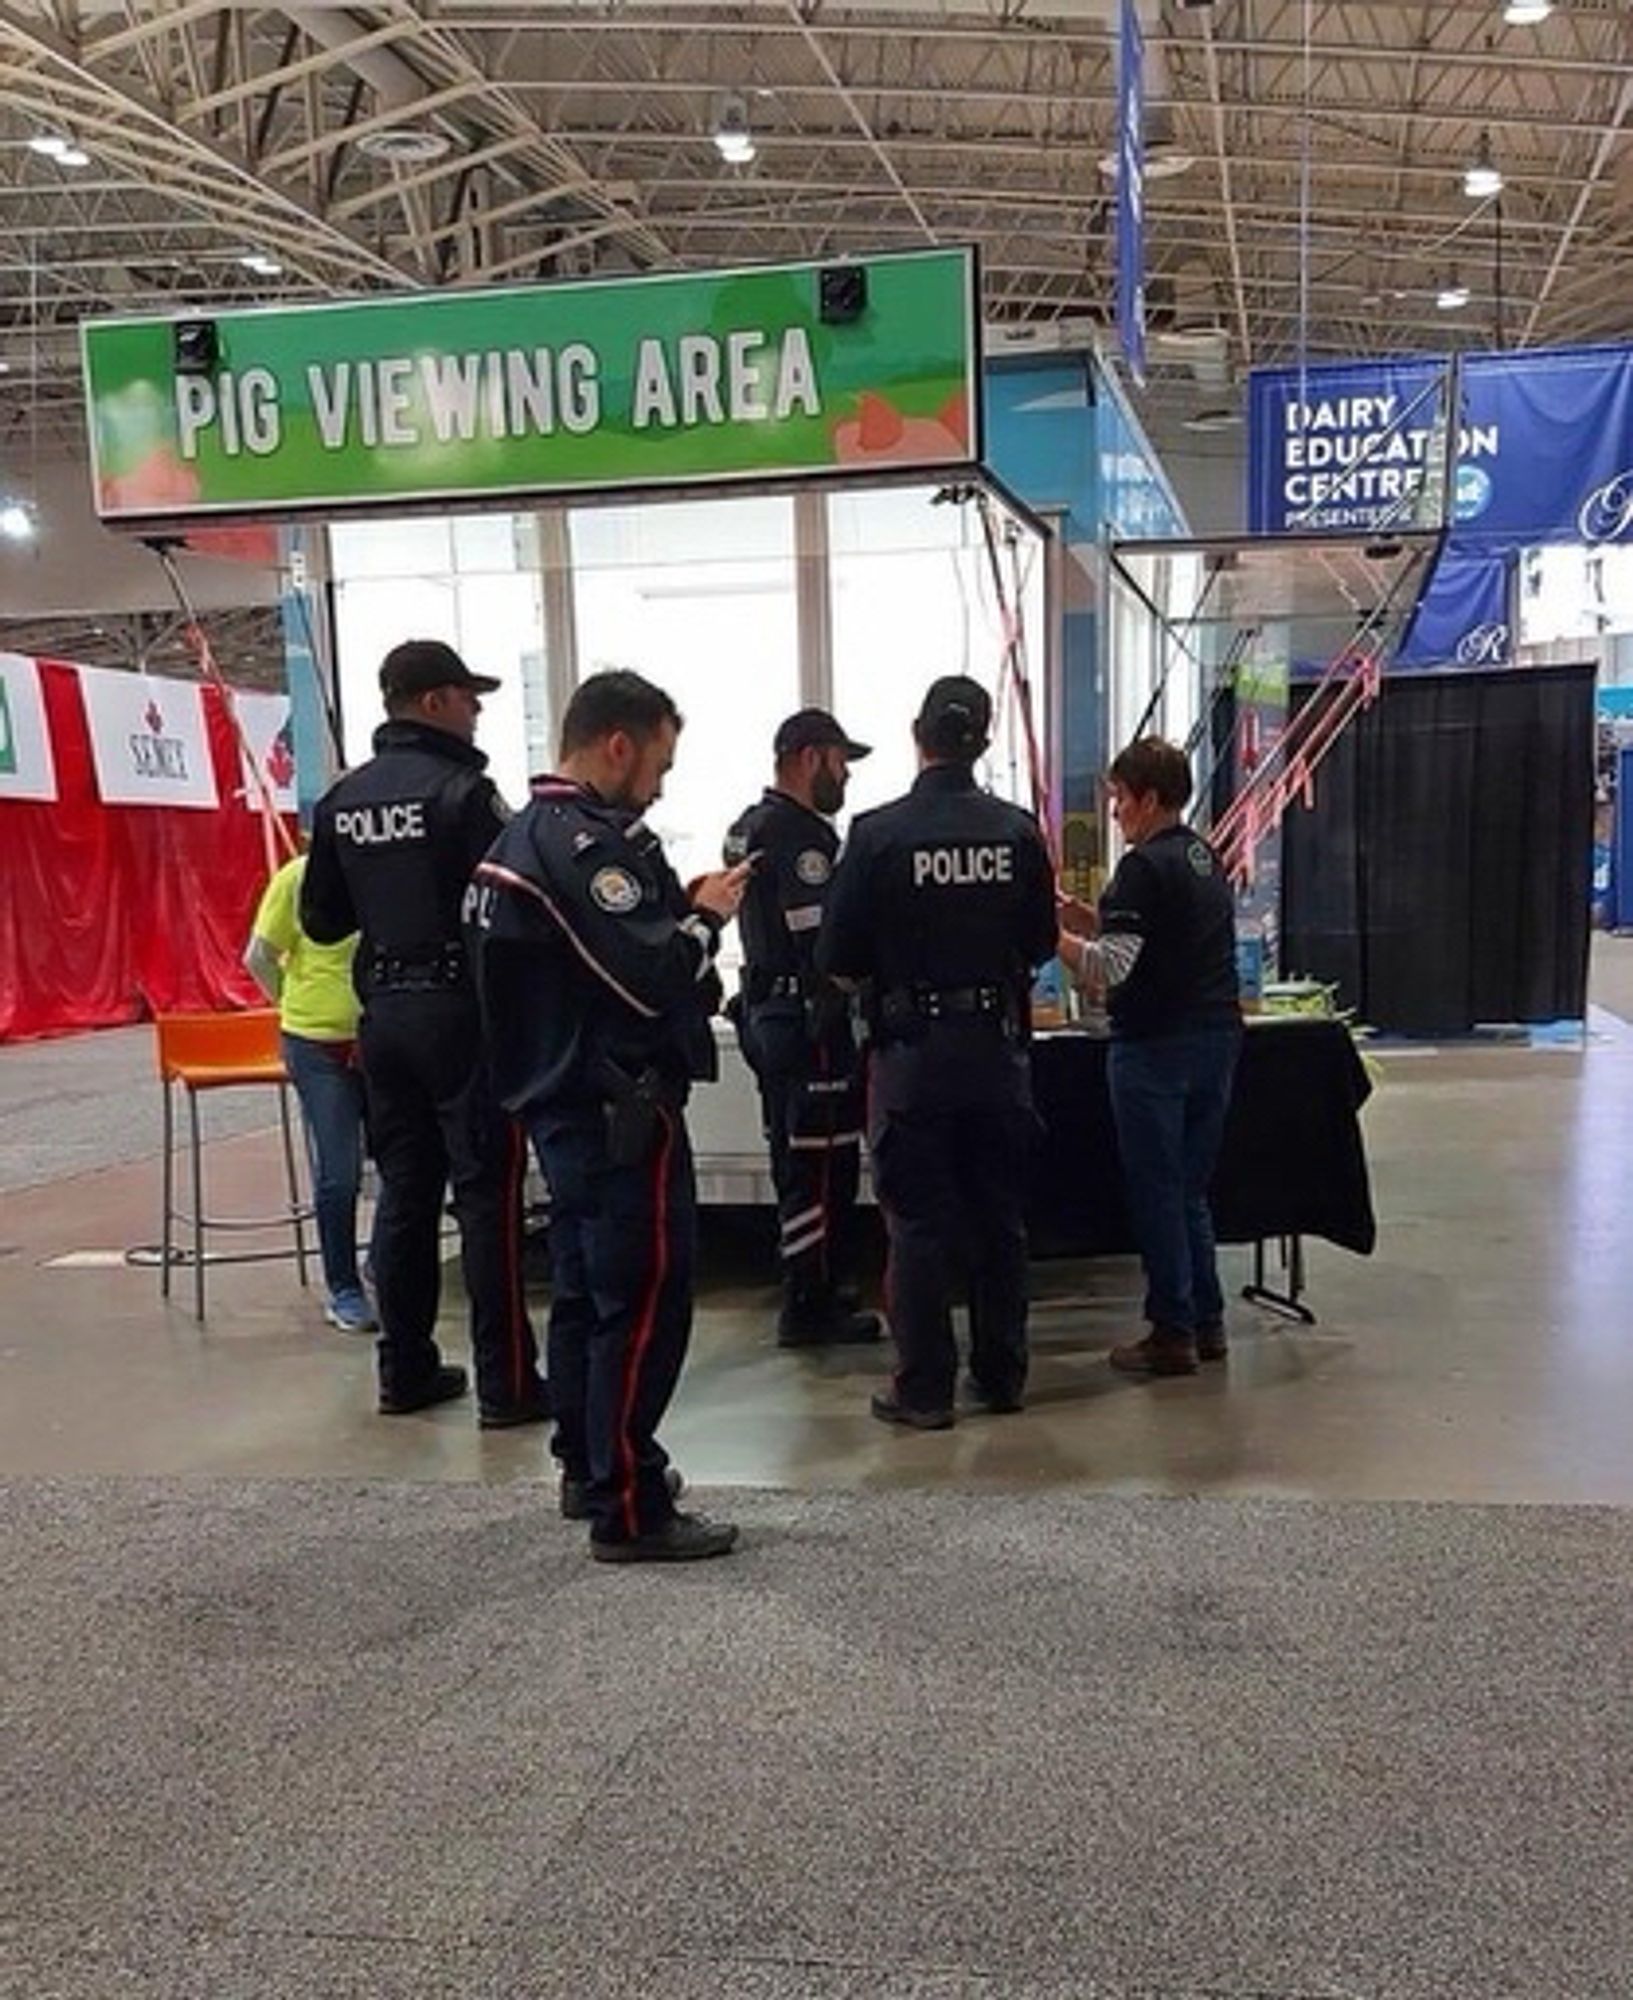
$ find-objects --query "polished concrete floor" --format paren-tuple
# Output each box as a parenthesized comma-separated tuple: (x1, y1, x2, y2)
(4, 944, 1633, 1507)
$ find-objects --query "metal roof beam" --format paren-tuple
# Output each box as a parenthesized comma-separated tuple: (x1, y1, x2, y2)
(0, 2, 416, 284)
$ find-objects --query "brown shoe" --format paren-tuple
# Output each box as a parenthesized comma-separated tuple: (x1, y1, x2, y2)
(1109, 1328, 1199, 1377)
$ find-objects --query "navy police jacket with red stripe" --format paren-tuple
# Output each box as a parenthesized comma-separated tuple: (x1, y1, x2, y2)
(466, 776, 722, 1119)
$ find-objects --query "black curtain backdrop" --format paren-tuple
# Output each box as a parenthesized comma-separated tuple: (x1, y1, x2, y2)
(1281, 664, 1594, 1035)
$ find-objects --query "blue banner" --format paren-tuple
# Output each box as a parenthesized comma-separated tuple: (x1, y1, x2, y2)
(1394, 548, 1513, 670)
(1249, 357, 1455, 535)
(1249, 343, 1633, 546)
(1116, 0, 1146, 389)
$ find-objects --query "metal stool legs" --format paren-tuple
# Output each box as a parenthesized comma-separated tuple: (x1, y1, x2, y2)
(159, 1072, 314, 1321)
(161, 1076, 175, 1303)
(275, 1081, 312, 1292)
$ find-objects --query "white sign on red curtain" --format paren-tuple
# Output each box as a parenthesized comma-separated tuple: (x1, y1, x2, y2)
(0, 653, 60, 803)
(232, 689, 297, 813)
(78, 664, 219, 810)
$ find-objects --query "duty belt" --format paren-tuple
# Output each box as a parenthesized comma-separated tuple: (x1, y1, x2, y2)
(744, 971, 810, 1004)
(880, 982, 1007, 1022)
(872, 982, 1021, 1047)
(367, 941, 467, 993)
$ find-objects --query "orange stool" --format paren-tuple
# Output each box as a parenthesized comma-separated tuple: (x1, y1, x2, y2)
(155, 1009, 312, 1320)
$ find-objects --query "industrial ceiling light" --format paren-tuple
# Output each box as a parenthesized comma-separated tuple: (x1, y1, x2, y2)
(1464, 133, 1503, 199)
(0, 500, 38, 543)
(1502, 1, 1553, 23)
(239, 252, 284, 277)
(1098, 140, 1197, 181)
(1437, 277, 1472, 311)
(1184, 405, 1243, 433)
(29, 133, 89, 166)
(713, 95, 757, 165)
(356, 126, 452, 163)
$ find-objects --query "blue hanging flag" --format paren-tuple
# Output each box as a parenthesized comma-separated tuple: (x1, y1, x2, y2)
(1116, 0, 1146, 389)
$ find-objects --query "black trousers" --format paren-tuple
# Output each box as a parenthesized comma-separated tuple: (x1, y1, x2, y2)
(752, 1019, 864, 1311)
(530, 1103, 695, 1544)
(359, 990, 538, 1413)
(869, 1034, 1038, 1414)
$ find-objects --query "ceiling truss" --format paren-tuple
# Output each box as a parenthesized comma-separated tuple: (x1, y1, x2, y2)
(0, 0, 1627, 460)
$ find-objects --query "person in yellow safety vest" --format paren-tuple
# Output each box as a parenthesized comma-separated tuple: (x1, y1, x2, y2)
(245, 851, 375, 1334)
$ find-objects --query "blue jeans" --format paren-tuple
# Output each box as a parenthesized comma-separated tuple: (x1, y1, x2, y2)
(281, 1032, 367, 1299)
(1107, 1025, 1241, 1334)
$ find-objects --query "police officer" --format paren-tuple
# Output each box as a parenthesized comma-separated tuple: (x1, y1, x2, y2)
(301, 639, 544, 1425)
(724, 709, 882, 1348)
(819, 675, 1057, 1429)
(468, 670, 749, 1564)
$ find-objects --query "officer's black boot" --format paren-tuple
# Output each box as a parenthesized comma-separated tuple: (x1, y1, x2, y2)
(777, 1284, 883, 1348)
(378, 1361, 469, 1415)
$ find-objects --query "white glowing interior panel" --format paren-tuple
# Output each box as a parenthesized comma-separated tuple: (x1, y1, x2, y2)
(330, 514, 539, 806)
(1521, 542, 1633, 646)
(829, 486, 1044, 816)
(570, 496, 800, 896)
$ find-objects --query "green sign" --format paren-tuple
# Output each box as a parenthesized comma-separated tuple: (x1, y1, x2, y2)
(82, 249, 980, 524)
(0, 681, 14, 775)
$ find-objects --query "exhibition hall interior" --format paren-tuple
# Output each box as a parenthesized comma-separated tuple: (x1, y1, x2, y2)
(4, 2, 1633, 1995)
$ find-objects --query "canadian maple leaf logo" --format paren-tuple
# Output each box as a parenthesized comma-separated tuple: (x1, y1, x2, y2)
(144, 700, 164, 735)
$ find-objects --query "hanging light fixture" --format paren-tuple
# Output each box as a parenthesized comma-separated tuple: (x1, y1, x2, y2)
(1464, 133, 1503, 199)
(713, 94, 757, 165)
(28, 132, 89, 167)
(1437, 276, 1472, 311)
(1502, 1, 1553, 24)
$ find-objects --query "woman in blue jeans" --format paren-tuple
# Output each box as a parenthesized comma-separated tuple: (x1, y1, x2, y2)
(245, 853, 375, 1333)
(1058, 738, 1241, 1376)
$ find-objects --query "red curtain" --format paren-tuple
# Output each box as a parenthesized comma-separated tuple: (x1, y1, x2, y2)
(0, 660, 285, 1042)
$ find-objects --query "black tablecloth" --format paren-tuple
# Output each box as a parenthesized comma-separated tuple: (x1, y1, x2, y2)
(1027, 1018, 1376, 1260)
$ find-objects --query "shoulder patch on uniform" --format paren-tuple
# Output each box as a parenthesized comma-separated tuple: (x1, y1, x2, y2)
(1187, 839, 1214, 877)
(590, 865, 642, 914)
(795, 848, 832, 887)
(723, 831, 750, 865)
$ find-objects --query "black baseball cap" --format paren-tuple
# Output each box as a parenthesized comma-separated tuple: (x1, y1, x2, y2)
(915, 675, 992, 756)
(379, 638, 501, 701)
(773, 707, 872, 760)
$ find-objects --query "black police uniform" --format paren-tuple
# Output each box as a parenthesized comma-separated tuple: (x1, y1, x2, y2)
(302, 718, 541, 1418)
(467, 777, 722, 1545)
(819, 764, 1058, 1417)
(723, 789, 867, 1340)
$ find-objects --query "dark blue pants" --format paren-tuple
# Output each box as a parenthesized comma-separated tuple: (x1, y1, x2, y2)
(281, 1031, 366, 1300)
(359, 991, 538, 1413)
(869, 1093, 1038, 1415)
(1107, 1026, 1241, 1334)
(753, 1034, 863, 1312)
(530, 1105, 695, 1544)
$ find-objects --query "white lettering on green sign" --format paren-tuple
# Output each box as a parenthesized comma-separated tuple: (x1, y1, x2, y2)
(172, 328, 823, 463)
